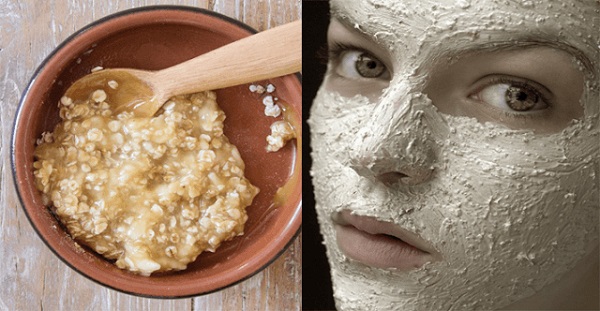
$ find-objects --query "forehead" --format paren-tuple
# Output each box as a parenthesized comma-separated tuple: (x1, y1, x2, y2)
(330, 0, 598, 27)
(329, 0, 599, 71)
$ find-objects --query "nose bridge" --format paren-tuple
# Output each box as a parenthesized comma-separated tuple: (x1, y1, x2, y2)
(349, 83, 437, 185)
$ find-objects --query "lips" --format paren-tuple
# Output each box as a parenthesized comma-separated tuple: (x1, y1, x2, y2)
(333, 210, 441, 270)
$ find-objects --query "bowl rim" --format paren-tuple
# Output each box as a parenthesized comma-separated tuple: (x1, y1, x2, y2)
(11, 4, 302, 299)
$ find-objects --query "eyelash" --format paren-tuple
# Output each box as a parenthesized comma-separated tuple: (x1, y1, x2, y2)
(328, 42, 356, 60)
(471, 76, 554, 118)
(328, 42, 384, 70)
(315, 41, 359, 66)
(486, 77, 551, 106)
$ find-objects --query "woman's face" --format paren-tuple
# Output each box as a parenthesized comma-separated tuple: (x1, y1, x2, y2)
(309, 0, 599, 310)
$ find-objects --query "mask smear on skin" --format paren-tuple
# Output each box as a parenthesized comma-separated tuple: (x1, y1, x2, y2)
(312, 0, 599, 309)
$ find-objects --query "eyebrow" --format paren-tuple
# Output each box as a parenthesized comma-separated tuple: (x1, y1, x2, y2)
(332, 13, 363, 32)
(331, 12, 382, 40)
(455, 40, 595, 78)
(329, 14, 382, 48)
(329, 13, 596, 79)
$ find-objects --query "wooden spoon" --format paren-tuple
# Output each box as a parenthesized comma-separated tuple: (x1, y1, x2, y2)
(64, 20, 301, 117)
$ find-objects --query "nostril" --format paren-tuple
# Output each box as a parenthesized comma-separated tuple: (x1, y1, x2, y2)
(376, 172, 409, 185)
(375, 168, 434, 186)
(349, 153, 435, 186)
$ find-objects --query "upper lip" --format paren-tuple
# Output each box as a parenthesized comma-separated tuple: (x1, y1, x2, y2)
(332, 210, 441, 258)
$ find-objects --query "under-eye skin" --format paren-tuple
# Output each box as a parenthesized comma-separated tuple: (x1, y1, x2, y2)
(468, 75, 553, 117)
(328, 43, 391, 81)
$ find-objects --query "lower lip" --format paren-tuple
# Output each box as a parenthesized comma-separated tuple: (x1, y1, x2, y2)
(335, 224, 433, 270)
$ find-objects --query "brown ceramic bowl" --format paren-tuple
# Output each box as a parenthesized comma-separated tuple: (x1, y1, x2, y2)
(12, 6, 301, 298)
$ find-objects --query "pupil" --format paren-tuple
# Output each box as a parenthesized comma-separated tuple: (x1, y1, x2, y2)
(505, 86, 539, 111)
(355, 53, 386, 78)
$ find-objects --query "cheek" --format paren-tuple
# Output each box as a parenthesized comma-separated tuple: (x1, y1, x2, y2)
(397, 117, 600, 306)
(434, 116, 598, 267)
(308, 90, 374, 261)
(309, 89, 373, 178)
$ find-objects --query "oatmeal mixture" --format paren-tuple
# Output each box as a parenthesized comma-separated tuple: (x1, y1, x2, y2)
(249, 82, 297, 152)
(33, 89, 259, 276)
(266, 121, 296, 152)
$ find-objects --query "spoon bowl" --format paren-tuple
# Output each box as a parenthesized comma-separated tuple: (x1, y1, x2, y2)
(64, 69, 155, 114)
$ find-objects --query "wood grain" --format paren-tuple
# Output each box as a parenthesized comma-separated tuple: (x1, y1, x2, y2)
(0, 1, 301, 310)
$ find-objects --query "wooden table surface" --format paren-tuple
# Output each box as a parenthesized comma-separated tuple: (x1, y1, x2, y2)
(0, 1, 302, 310)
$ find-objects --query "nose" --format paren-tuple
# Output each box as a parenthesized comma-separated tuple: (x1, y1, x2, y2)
(348, 93, 437, 186)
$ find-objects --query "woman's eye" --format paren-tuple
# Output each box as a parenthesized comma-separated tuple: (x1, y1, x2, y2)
(471, 82, 549, 112)
(335, 50, 390, 80)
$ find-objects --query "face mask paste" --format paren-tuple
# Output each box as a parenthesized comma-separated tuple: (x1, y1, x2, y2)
(308, 0, 599, 310)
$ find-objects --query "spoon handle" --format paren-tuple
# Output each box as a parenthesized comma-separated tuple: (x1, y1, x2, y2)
(155, 20, 301, 98)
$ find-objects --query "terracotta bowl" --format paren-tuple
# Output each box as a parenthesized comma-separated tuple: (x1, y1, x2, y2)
(12, 6, 301, 298)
